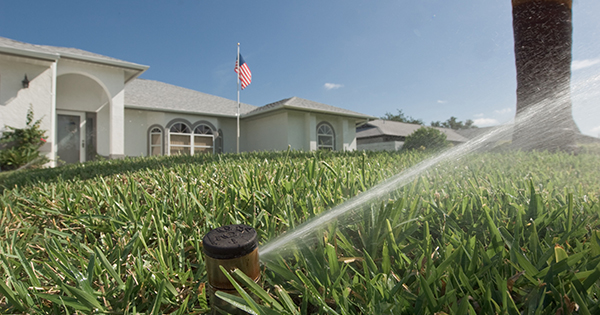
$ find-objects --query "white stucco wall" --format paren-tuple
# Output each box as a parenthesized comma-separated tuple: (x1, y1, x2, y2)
(287, 111, 308, 150)
(219, 117, 238, 153)
(123, 109, 360, 155)
(57, 60, 125, 100)
(56, 74, 109, 112)
(55, 73, 113, 157)
(358, 141, 403, 151)
(242, 111, 289, 152)
(0, 55, 54, 157)
(313, 113, 357, 151)
(341, 119, 357, 151)
(304, 113, 317, 151)
(246, 110, 359, 152)
(124, 109, 223, 156)
(57, 59, 126, 158)
(0, 56, 131, 162)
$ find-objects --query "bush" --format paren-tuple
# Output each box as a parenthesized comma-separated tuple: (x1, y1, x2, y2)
(0, 107, 49, 171)
(402, 126, 450, 152)
(578, 142, 600, 155)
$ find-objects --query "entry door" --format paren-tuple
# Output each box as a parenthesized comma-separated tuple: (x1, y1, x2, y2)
(57, 111, 86, 164)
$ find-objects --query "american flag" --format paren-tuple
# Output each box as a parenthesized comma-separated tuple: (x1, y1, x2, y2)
(235, 54, 252, 90)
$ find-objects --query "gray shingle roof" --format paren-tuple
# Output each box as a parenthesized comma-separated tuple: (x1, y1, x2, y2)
(244, 96, 374, 119)
(0, 36, 147, 70)
(357, 120, 469, 143)
(0, 36, 57, 58)
(125, 79, 257, 117)
(2, 37, 372, 121)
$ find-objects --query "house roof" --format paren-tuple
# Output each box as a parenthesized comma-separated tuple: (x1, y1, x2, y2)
(357, 120, 469, 143)
(126, 85, 374, 120)
(0, 36, 148, 73)
(244, 96, 375, 120)
(3, 37, 372, 121)
(125, 79, 258, 117)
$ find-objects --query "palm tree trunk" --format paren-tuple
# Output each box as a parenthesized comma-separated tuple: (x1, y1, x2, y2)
(511, 0, 579, 151)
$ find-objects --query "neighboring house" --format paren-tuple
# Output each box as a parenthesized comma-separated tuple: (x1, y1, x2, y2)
(356, 119, 468, 151)
(0, 36, 373, 167)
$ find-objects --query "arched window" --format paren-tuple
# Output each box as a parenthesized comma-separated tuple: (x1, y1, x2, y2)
(193, 124, 214, 154)
(148, 126, 164, 156)
(169, 122, 192, 155)
(166, 120, 218, 155)
(317, 122, 335, 151)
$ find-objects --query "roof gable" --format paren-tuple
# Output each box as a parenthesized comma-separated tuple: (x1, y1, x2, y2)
(0, 36, 147, 71)
(244, 96, 373, 119)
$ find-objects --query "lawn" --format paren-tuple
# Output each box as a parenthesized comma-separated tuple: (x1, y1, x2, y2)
(0, 150, 599, 314)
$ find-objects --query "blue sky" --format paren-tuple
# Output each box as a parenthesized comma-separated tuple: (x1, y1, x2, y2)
(2, 1, 599, 136)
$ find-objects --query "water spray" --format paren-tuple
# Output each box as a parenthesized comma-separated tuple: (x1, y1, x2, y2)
(203, 224, 260, 314)
(259, 92, 572, 260)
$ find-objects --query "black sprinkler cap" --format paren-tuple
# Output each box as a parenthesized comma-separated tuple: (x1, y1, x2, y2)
(203, 224, 258, 259)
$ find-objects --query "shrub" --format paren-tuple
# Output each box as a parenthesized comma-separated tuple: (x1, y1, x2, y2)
(0, 107, 49, 171)
(578, 142, 600, 155)
(402, 126, 450, 151)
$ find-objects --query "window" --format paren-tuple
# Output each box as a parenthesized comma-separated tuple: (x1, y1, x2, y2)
(169, 122, 192, 155)
(317, 122, 335, 151)
(148, 126, 163, 156)
(167, 121, 215, 155)
(86, 113, 98, 161)
(193, 124, 214, 154)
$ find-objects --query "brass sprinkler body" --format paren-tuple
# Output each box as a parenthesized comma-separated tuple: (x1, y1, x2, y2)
(203, 224, 259, 314)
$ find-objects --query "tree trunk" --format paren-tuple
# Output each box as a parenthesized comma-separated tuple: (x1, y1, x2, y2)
(511, 0, 579, 151)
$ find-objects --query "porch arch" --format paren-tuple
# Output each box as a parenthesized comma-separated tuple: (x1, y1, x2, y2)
(55, 72, 115, 162)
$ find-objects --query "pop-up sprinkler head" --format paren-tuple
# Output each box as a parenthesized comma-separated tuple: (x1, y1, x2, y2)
(203, 224, 259, 313)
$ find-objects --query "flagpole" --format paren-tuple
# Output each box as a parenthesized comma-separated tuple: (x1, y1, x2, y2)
(236, 43, 240, 154)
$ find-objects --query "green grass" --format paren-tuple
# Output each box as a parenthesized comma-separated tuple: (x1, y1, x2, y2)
(0, 150, 599, 314)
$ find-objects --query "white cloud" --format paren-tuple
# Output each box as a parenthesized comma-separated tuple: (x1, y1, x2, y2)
(324, 83, 344, 90)
(493, 108, 512, 115)
(473, 118, 499, 127)
(471, 108, 511, 127)
(572, 59, 600, 71)
(437, 100, 447, 104)
(590, 125, 600, 135)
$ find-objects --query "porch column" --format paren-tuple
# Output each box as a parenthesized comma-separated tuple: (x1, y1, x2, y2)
(109, 89, 125, 159)
(49, 61, 58, 167)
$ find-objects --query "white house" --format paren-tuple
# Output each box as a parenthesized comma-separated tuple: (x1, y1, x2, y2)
(356, 119, 469, 151)
(1, 37, 373, 167)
